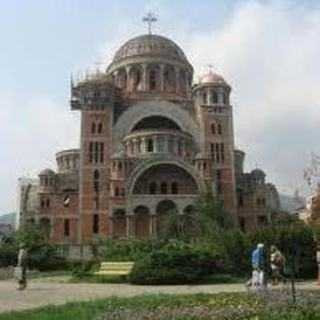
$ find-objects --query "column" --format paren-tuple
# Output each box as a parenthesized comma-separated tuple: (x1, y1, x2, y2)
(175, 66, 180, 93)
(125, 66, 132, 91)
(132, 138, 137, 155)
(153, 136, 158, 153)
(173, 137, 179, 156)
(217, 87, 222, 104)
(142, 63, 148, 91)
(149, 215, 154, 236)
(207, 88, 211, 105)
(126, 215, 133, 238)
(164, 136, 169, 153)
(160, 64, 165, 92)
(141, 137, 146, 153)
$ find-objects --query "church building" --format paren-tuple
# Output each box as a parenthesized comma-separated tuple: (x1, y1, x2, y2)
(18, 20, 280, 257)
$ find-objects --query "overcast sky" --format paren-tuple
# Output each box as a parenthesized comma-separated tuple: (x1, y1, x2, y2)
(1, 0, 319, 214)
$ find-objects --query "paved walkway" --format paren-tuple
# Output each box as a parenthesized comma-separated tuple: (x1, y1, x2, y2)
(0, 278, 318, 313)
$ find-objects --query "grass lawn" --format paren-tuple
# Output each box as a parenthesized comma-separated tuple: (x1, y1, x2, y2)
(1, 291, 320, 320)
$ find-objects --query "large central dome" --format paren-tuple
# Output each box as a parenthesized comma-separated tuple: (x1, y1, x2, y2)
(112, 34, 189, 64)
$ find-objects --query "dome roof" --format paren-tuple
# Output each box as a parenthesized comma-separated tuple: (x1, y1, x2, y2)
(199, 71, 226, 85)
(39, 168, 55, 176)
(112, 34, 189, 64)
(251, 168, 266, 177)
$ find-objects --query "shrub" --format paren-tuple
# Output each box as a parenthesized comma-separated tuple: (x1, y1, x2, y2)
(28, 245, 69, 271)
(0, 242, 18, 268)
(129, 241, 225, 284)
(101, 238, 162, 262)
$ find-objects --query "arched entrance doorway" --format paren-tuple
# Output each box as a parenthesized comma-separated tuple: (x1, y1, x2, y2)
(156, 200, 177, 236)
(134, 206, 150, 239)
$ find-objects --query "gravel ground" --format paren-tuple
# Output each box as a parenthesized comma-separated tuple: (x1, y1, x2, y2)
(0, 279, 318, 313)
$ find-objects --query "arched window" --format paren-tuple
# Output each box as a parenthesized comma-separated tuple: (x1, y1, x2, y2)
(222, 92, 227, 104)
(149, 69, 157, 90)
(46, 199, 50, 207)
(218, 124, 222, 135)
(93, 214, 99, 234)
(160, 182, 167, 194)
(118, 162, 123, 172)
(91, 122, 96, 134)
(147, 139, 153, 152)
(211, 123, 216, 135)
(211, 90, 218, 104)
(115, 187, 120, 197)
(149, 182, 157, 194)
(64, 219, 70, 237)
(94, 170, 100, 192)
(202, 92, 207, 104)
(97, 123, 103, 134)
(171, 182, 178, 194)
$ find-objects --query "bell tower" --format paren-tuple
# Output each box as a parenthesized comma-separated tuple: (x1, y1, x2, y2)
(71, 76, 115, 247)
(192, 70, 237, 220)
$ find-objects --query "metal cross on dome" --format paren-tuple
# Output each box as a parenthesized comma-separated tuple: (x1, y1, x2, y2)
(143, 12, 157, 34)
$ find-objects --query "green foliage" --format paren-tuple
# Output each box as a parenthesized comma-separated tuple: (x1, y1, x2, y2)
(129, 240, 225, 284)
(101, 238, 162, 262)
(0, 224, 68, 271)
(0, 238, 18, 267)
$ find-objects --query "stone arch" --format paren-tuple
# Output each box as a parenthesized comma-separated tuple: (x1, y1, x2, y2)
(134, 205, 150, 239)
(127, 159, 203, 196)
(112, 100, 200, 152)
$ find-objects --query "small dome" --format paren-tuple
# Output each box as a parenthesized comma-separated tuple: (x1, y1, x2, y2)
(39, 168, 55, 176)
(199, 71, 226, 84)
(112, 34, 189, 64)
(251, 169, 266, 178)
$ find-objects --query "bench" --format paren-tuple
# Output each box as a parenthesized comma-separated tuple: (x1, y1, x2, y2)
(94, 262, 134, 277)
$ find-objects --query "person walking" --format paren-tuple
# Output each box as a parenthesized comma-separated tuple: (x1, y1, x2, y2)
(16, 244, 28, 290)
(249, 243, 265, 290)
(270, 245, 285, 286)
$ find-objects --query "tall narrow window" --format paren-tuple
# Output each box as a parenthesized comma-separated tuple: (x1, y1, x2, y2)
(64, 219, 70, 237)
(46, 199, 50, 208)
(160, 182, 167, 194)
(93, 170, 100, 193)
(211, 123, 216, 135)
(220, 143, 225, 162)
(171, 182, 178, 194)
(93, 214, 99, 234)
(89, 142, 93, 163)
(202, 92, 207, 104)
(216, 170, 222, 194)
(91, 122, 96, 134)
(99, 142, 104, 163)
(97, 123, 103, 134)
(115, 187, 120, 197)
(147, 139, 153, 152)
(210, 143, 215, 161)
(216, 144, 220, 163)
(218, 124, 222, 135)
(149, 182, 157, 194)
(211, 90, 218, 104)
(93, 142, 98, 163)
(149, 69, 157, 90)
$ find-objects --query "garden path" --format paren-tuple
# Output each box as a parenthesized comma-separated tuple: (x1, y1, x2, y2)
(0, 279, 318, 313)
